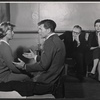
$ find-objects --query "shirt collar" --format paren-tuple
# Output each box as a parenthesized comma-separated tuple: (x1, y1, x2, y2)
(0, 39, 9, 45)
(46, 33, 56, 40)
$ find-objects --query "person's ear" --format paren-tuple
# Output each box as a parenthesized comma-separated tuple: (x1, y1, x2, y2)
(47, 28, 51, 33)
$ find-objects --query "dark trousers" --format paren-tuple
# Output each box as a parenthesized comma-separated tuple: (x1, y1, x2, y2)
(0, 81, 53, 96)
(0, 81, 64, 98)
(73, 51, 87, 79)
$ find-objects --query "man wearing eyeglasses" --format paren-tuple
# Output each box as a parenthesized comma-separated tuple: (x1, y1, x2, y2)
(59, 25, 88, 82)
(72, 26, 81, 47)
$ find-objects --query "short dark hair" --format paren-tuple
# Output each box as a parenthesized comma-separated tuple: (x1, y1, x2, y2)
(38, 19, 56, 32)
(94, 19, 100, 26)
(73, 25, 82, 31)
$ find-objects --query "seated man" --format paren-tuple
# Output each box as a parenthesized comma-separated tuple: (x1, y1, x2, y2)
(59, 25, 88, 82)
(11, 19, 66, 97)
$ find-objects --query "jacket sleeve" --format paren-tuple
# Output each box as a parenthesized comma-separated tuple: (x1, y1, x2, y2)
(88, 32, 98, 49)
(77, 32, 88, 52)
(26, 40, 55, 72)
(87, 33, 93, 49)
(0, 43, 21, 73)
(59, 33, 65, 40)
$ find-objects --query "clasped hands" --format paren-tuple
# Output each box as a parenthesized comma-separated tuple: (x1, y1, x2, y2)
(13, 49, 37, 69)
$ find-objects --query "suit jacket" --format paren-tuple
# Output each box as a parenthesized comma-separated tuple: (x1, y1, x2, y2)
(86, 31, 99, 64)
(59, 31, 88, 58)
(26, 34, 66, 84)
(88, 31, 98, 49)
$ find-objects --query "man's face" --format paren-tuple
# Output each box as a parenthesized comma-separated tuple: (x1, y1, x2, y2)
(72, 27, 81, 39)
(38, 24, 49, 39)
(94, 22, 100, 32)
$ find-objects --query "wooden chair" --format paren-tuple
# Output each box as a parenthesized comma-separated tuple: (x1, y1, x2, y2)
(65, 58, 76, 75)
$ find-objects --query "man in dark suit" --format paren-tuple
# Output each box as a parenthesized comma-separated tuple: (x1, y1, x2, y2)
(59, 25, 88, 82)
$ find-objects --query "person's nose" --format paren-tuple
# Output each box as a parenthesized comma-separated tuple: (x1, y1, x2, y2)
(12, 31, 14, 35)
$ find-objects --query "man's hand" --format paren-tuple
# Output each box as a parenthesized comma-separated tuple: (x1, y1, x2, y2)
(74, 35, 80, 47)
(23, 49, 36, 59)
(85, 33, 89, 41)
(12, 58, 25, 69)
(76, 35, 80, 43)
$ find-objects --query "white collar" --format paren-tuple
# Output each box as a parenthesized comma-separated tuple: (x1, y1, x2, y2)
(0, 39, 9, 45)
(46, 33, 56, 40)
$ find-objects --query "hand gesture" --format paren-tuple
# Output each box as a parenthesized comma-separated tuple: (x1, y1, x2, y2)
(12, 58, 25, 69)
(85, 33, 89, 41)
(76, 36, 80, 44)
(23, 49, 36, 59)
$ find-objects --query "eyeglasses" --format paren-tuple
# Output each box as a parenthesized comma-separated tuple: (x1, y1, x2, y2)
(72, 31, 80, 35)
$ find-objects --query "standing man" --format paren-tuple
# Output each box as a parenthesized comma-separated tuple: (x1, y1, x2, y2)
(59, 25, 88, 82)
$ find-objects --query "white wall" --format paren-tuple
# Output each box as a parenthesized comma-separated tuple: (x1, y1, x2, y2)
(9, 2, 100, 52)
(10, 2, 100, 31)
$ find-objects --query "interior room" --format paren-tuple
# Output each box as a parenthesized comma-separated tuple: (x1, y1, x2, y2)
(0, 2, 100, 100)
(9, 2, 100, 52)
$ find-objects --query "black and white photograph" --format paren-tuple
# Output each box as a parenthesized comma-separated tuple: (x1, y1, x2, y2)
(0, 2, 100, 100)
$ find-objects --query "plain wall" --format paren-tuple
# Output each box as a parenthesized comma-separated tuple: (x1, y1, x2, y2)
(10, 2, 100, 31)
(9, 2, 100, 51)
